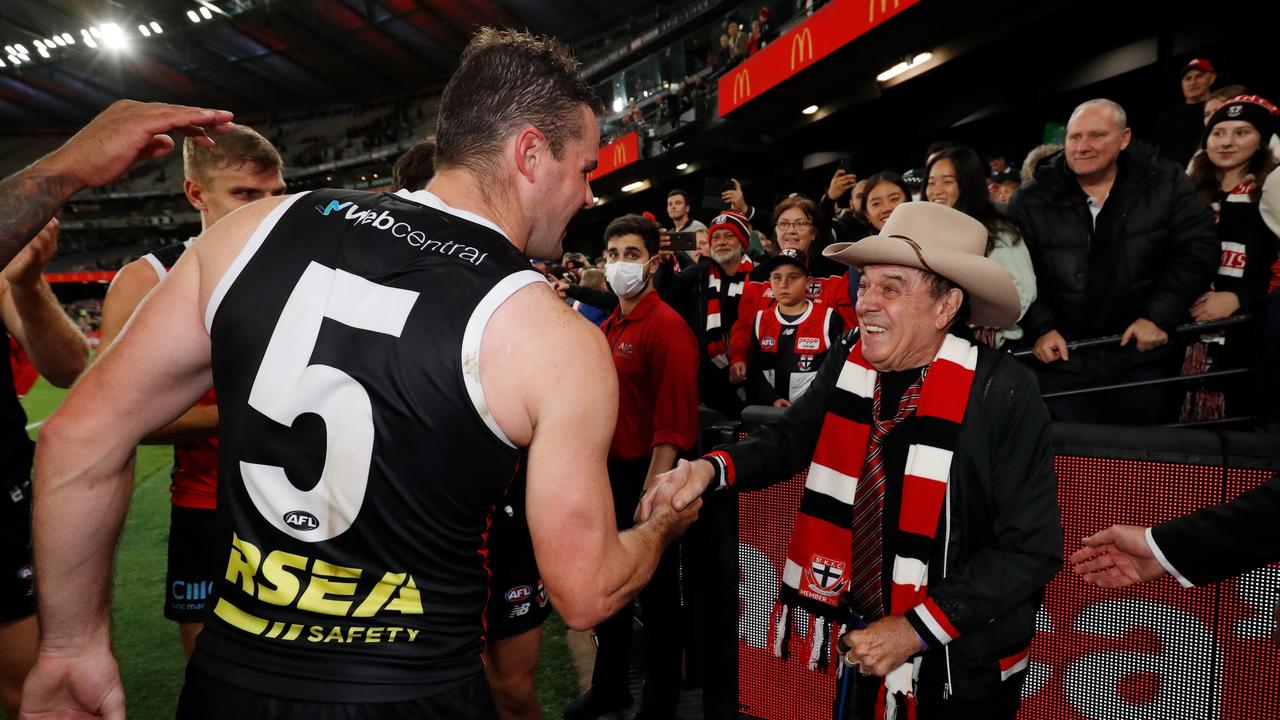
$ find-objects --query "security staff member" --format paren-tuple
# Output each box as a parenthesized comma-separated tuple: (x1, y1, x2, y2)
(566, 214, 700, 720)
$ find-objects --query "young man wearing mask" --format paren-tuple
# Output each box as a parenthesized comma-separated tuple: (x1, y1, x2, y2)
(567, 214, 700, 719)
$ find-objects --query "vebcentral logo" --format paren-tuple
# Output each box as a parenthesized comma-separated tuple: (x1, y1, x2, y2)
(313, 197, 490, 266)
(732, 68, 751, 104)
(284, 510, 319, 531)
(790, 28, 814, 71)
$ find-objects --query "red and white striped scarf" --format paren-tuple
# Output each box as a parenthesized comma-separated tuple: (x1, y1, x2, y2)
(704, 257, 752, 367)
(774, 333, 977, 719)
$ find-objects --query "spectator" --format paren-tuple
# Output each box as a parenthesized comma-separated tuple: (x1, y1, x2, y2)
(726, 21, 747, 62)
(1179, 95, 1280, 422)
(757, 7, 775, 43)
(745, 20, 765, 56)
(653, 211, 754, 416)
(566, 214, 700, 720)
(860, 172, 912, 232)
(1020, 143, 1063, 185)
(925, 146, 1036, 348)
(1010, 98, 1218, 424)
(570, 268, 612, 325)
(1155, 58, 1217, 167)
(729, 194, 854, 385)
(1202, 84, 1251, 125)
(667, 189, 708, 236)
(745, 250, 843, 406)
(820, 168, 873, 245)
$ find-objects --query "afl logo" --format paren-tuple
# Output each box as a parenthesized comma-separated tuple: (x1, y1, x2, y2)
(506, 585, 533, 602)
(284, 511, 319, 531)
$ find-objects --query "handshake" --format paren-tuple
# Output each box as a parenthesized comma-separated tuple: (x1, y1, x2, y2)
(635, 459, 719, 524)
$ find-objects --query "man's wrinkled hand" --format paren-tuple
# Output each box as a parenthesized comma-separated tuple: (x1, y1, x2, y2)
(637, 459, 714, 522)
(1032, 330, 1069, 364)
(840, 616, 920, 677)
(1120, 318, 1168, 352)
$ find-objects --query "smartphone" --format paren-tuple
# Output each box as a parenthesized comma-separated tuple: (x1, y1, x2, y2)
(837, 158, 850, 174)
(703, 177, 732, 211)
(668, 230, 698, 252)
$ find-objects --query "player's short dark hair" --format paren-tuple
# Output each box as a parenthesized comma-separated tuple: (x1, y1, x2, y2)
(603, 214, 661, 258)
(667, 189, 690, 203)
(392, 140, 436, 192)
(435, 28, 602, 186)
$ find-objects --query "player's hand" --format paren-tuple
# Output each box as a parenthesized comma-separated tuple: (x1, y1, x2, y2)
(728, 361, 747, 384)
(637, 458, 716, 522)
(1070, 524, 1168, 589)
(551, 277, 570, 300)
(44, 100, 234, 190)
(641, 471, 702, 539)
(827, 169, 857, 201)
(1032, 330, 1069, 364)
(4, 218, 59, 287)
(840, 616, 920, 677)
(721, 179, 748, 214)
(20, 647, 125, 719)
(772, 398, 791, 408)
(1120, 318, 1168, 352)
(1189, 291, 1240, 322)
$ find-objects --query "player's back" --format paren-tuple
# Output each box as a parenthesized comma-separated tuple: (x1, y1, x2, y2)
(197, 187, 543, 702)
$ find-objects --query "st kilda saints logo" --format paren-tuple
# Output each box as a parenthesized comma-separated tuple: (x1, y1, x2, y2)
(797, 353, 816, 372)
(284, 510, 320, 531)
(807, 554, 847, 597)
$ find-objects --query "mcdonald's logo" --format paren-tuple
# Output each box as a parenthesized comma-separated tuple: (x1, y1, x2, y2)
(790, 28, 814, 71)
(613, 143, 628, 165)
(732, 68, 751, 104)
(868, 0, 901, 22)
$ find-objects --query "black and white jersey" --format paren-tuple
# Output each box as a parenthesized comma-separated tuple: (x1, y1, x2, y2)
(140, 238, 193, 279)
(194, 187, 545, 702)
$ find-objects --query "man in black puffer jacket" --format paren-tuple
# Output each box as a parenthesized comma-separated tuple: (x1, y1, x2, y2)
(1009, 98, 1217, 424)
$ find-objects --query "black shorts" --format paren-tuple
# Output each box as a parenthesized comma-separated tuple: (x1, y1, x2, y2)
(177, 662, 497, 719)
(0, 478, 34, 623)
(485, 489, 550, 641)
(165, 505, 221, 623)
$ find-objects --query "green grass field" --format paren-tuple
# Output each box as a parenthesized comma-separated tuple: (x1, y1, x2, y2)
(14, 378, 578, 719)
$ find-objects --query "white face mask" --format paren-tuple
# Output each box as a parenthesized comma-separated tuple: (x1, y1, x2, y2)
(606, 260, 650, 299)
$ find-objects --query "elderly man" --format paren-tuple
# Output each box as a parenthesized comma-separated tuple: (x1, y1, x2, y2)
(1010, 98, 1217, 424)
(644, 202, 1062, 719)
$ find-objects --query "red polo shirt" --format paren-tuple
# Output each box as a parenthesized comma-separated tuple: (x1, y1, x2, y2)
(601, 290, 701, 461)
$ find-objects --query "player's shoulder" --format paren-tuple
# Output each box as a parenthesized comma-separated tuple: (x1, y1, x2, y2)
(107, 255, 164, 296)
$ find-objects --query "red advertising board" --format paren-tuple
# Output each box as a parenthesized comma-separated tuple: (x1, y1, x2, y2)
(717, 0, 920, 118)
(738, 455, 1280, 719)
(589, 131, 640, 182)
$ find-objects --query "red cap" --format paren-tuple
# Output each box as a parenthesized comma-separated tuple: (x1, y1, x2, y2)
(1182, 58, 1214, 77)
(642, 211, 657, 222)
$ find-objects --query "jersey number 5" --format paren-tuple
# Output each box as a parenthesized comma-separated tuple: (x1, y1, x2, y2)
(241, 261, 419, 542)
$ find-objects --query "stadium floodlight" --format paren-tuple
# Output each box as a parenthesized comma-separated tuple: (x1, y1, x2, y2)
(200, 6, 213, 20)
(621, 180, 650, 193)
(14, 44, 27, 55)
(0, 58, 5, 68)
(676, 162, 689, 171)
(53, 36, 66, 46)
(3, 46, 12, 55)
(139, 25, 151, 37)
(875, 61, 909, 82)
(188, 10, 201, 22)
(37, 47, 50, 59)
(611, 97, 624, 113)
(100, 24, 127, 50)
(89, 27, 101, 38)
(913, 52, 932, 65)
(83, 36, 98, 49)
(33, 40, 44, 49)
(802, 105, 819, 115)
(151, 22, 163, 34)
(7, 55, 19, 65)
(62, 33, 74, 44)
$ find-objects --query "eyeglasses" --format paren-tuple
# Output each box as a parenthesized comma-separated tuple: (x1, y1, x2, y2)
(775, 221, 814, 231)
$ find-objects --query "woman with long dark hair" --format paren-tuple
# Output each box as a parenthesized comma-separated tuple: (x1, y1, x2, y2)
(924, 146, 1036, 347)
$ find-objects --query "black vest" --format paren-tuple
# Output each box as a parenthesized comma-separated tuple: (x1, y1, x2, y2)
(194, 187, 543, 702)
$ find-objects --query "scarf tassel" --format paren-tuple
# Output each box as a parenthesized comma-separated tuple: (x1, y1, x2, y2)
(808, 616, 830, 671)
(772, 603, 791, 660)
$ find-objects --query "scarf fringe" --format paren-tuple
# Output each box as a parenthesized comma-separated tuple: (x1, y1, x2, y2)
(772, 603, 791, 660)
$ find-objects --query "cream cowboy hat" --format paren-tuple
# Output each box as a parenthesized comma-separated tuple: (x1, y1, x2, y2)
(822, 201, 1021, 328)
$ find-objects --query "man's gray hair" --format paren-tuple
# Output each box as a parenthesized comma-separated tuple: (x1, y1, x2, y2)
(1069, 99, 1128, 131)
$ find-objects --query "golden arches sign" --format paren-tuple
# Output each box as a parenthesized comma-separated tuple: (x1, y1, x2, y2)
(790, 28, 814, 71)
(868, 0, 902, 22)
(613, 143, 628, 165)
(732, 68, 752, 104)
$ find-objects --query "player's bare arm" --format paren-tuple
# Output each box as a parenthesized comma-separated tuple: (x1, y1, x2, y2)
(483, 285, 700, 630)
(0, 220, 88, 389)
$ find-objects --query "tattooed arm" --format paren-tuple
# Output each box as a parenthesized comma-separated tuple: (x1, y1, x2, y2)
(0, 100, 234, 267)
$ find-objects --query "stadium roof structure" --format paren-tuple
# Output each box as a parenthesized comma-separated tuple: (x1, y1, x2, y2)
(0, 0, 652, 130)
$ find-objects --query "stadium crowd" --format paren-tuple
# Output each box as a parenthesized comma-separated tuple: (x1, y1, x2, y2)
(0, 15, 1275, 720)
